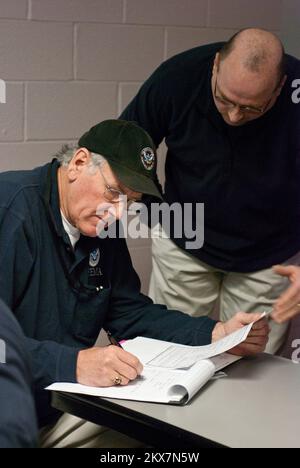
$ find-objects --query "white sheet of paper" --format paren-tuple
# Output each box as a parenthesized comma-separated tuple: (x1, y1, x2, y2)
(47, 359, 216, 404)
(210, 353, 242, 371)
(144, 322, 253, 369)
(47, 315, 264, 404)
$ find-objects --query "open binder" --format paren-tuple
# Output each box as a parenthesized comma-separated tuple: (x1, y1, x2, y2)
(47, 329, 248, 405)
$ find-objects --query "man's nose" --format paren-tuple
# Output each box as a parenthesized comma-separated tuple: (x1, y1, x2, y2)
(227, 106, 244, 123)
(114, 200, 125, 220)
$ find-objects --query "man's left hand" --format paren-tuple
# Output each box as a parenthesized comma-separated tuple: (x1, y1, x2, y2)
(272, 265, 300, 323)
(212, 312, 270, 356)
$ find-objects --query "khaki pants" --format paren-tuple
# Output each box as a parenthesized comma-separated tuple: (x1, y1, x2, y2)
(40, 413, 145, 448)
(149, 233, 300, 354)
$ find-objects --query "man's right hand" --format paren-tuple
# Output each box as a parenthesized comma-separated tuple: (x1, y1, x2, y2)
(76, 346, 143, 387)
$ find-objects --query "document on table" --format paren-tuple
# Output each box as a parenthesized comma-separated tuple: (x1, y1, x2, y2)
(124, 321, 253, 370)
(47, 360, 215, 405)
(47, 354, 241, 405)
(46, 318, 258, 404)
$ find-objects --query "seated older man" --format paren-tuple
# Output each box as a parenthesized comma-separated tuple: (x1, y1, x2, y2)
(0, 120, 269, 448)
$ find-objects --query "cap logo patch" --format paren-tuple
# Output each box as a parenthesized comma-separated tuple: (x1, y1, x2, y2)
(140, 147, 155, 171)
(89, 248, 100, 267)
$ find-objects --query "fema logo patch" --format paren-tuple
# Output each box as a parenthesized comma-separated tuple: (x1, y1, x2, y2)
(89, 248, 100, 268)
(140, 147, 155, 171)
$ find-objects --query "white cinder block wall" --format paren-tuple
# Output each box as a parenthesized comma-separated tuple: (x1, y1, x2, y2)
(0, 0, 297, 293)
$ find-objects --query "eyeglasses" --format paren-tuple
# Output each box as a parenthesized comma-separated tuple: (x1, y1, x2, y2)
(99, 168, 138, 208)
(213, 75, 274, 115)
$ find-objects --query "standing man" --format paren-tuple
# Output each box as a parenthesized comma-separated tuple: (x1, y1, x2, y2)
(0, 119, 268, 448)
(120, 28, 300, 354)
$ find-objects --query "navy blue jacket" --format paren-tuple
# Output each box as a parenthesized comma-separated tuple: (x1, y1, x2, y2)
(0, 299, 37, 447)
(0, 160, 216, 427)
(120, 43, 300, 272)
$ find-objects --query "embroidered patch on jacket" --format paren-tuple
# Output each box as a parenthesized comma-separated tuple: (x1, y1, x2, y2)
(89, 248, 100, 267)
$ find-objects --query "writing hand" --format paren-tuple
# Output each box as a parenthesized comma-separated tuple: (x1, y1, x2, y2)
(76, 346, 143, 387)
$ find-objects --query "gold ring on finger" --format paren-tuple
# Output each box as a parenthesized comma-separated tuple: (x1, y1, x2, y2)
(113, 375, 122, 386)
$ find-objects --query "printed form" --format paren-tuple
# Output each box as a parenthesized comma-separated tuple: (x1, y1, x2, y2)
(130, 322, 253, 370)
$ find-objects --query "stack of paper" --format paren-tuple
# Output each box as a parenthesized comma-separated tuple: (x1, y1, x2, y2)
(47, 320, 255, 405)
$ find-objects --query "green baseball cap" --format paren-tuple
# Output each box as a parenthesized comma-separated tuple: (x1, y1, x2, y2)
(78, 119, 162, 200)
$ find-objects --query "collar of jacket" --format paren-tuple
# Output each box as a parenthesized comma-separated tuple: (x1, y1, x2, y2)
(41, 159, 72, 246)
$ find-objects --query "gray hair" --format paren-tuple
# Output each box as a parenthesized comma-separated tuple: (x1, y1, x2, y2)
(54, 144, 107, 168)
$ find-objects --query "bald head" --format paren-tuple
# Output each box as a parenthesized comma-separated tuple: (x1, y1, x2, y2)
(212, 29, 287, 126)
(219, 29, 285, 87)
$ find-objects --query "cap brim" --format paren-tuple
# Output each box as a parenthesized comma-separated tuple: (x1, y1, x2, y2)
(108, 159, 163, 200)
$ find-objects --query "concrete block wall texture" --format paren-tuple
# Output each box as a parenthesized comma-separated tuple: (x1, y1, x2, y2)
(0, 1, 298, 315)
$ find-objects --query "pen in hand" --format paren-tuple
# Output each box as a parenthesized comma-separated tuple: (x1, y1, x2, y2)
(107, 331, 123, 349)
(107, 331, 144, 380)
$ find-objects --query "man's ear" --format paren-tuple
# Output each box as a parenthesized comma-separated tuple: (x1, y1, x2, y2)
(67, 148, 91, 181)
(275, 74, 287, 97)
(212, 53, 220, 77)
